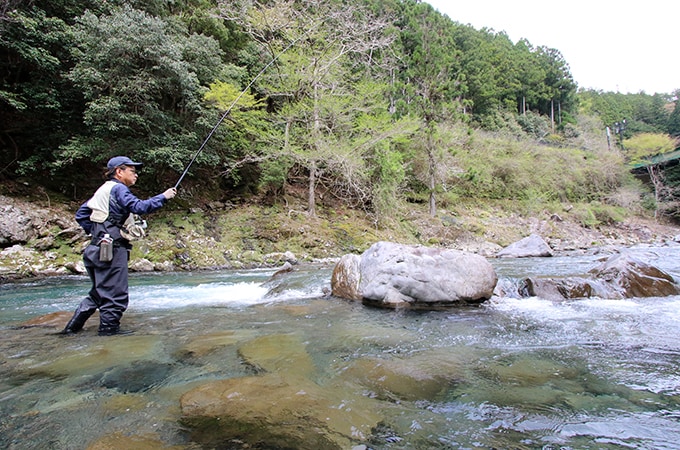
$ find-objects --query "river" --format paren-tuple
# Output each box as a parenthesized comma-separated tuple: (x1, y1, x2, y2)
(1, 245, 680, 449)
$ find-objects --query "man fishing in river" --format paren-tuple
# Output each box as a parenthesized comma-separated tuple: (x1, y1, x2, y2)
(60, 156, 176, 336)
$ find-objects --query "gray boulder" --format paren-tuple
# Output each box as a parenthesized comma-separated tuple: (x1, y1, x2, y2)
(496, 233, 553, 258)
(0, 202, 41, 246)
(590, 252, 680, 298)
(332, 241, 498, 309)
(518, 252, 680, 300)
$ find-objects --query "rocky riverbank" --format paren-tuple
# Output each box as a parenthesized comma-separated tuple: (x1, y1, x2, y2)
(1, 191, 679, 282)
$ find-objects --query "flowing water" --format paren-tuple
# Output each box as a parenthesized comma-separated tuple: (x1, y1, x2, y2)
(1, 245, 680, 449)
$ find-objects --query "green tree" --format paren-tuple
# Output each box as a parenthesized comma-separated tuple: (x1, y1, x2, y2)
(578, 89, 673, 138)
(534, 46, 577, 129)
(395, 0, 463, 216)
(220, 0, 395, 217)
(623, 133, 678, 164)
(61, 5, 225, 179)
(0, 4, 80, 179)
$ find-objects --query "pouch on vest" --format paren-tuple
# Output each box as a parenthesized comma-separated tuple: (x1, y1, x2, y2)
(99, 234, 113, 262)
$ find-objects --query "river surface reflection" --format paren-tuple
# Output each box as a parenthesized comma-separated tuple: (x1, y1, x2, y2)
(1, 245, 680, 449)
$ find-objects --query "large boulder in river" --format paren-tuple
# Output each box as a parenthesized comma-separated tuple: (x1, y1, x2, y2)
(331, 241, 497, 309)
(496, 233, 553, 258)
(589, 252, 680, 298)
(519, 252, 680, 300)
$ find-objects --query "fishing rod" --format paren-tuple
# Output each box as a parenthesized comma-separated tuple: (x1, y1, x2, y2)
(174, 23, 319, 190)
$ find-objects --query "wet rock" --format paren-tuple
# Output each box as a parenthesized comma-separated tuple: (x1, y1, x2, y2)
(589, 252, 680, 298)
(129, 258, 154, 272)
(238, 334, 315, 377)
(496, 233, 553, 258)
(518, 277, 619, 301)
(332, 241, 497, 309)
(86, 432, 184, 450)
(330, 254, 361, 301)
(99, 360, 174, 393)
(271, 260, 293, 277)
(180, 373, 381, 450)
(176, 330, 255, 358)
(21, 335, 161, 377)
(519, 252, 680, 300)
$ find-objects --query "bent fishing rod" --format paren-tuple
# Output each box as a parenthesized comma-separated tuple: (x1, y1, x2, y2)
(174, 23, 319, 190)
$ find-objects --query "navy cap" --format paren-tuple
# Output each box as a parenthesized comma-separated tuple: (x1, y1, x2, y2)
(107, 156, 143, 170)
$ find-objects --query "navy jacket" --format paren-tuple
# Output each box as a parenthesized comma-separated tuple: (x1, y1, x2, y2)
(76, 179, 167, 245)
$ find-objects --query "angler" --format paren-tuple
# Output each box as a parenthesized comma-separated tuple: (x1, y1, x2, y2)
(61, 156, 176, 336)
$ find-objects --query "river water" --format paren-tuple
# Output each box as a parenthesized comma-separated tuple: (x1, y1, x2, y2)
(1, 245, 680, 449)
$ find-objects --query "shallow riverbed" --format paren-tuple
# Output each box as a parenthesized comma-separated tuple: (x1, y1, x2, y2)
(1, 245, 680, 449)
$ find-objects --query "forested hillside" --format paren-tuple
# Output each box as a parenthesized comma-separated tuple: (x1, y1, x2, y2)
(1, 0, 679, 224)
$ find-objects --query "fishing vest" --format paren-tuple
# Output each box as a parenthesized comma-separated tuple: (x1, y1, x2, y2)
(86, 181, 146, 240)
(87, 181, 119, 224)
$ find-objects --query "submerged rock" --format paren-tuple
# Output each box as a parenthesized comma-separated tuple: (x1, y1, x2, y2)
(238, 333, 316, 377)
(18, 311, 78, 329)
(339, 357, 450, 401)
(86, 432, 184, 450)
(180, 372, 382, 450)
(331, 241, 497, 309)
(175, 330, 255, 358)
(99, 360, 174, 393)
(180, 332, 382, 449)
(21, 335, 161, 377)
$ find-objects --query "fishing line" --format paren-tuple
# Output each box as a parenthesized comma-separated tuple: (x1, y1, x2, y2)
(174, 21, 320, 189)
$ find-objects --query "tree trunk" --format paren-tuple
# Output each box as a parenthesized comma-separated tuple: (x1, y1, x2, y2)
(428, 171, 436, 217)
(427, 132, 436, 217)
(647, 164, 664, 222)
(550, 99, 555, 133)
(308, 161, 317, 218)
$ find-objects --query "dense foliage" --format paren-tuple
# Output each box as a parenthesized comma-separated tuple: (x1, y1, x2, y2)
(1, 0, 678, 221)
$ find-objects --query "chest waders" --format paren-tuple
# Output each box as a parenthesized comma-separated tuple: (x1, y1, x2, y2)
(60, 182, 134, 336)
